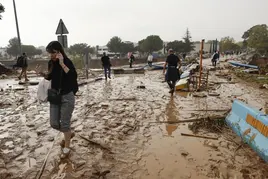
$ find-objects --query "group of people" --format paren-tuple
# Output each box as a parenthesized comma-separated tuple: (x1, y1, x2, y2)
(100, 52, 155, 80)
(14, 42, 181, 159)
(100, 50, 181, 95)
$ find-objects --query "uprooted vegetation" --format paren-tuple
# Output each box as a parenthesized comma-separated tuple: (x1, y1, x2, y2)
(234, 70, 268, 85)
(188, 117, 228, 134)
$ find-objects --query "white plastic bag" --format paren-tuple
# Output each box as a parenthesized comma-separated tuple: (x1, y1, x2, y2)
(37, 79, 51, 102)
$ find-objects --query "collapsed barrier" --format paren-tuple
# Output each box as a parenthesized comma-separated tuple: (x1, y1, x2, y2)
(226, 100, 268, 162)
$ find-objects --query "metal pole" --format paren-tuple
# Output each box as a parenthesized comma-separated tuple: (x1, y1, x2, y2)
(85, 48, 89, 79)
(215, 39, 218, 52)
(13, 0, 22, 55)
(198, 39, 205, 89)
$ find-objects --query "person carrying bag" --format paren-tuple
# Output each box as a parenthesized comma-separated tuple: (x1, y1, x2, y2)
(37, 41, 78, 158)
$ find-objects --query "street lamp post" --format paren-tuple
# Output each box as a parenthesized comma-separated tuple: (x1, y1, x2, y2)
(13, 0, 22, 56)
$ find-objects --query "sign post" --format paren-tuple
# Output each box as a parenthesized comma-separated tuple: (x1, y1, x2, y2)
(84, 47, 89, 79)
(56, 19, 69, 48)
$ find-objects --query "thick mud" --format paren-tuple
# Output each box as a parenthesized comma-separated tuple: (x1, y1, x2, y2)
(0, 60, 268, 179)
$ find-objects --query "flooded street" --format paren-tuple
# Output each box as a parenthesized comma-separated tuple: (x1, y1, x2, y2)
(1, 60, 268, 179)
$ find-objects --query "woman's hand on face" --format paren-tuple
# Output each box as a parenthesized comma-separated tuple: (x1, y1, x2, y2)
(57, 53, 64, 64)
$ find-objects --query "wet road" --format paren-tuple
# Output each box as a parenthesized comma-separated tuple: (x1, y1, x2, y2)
(0, 60, 268, 178)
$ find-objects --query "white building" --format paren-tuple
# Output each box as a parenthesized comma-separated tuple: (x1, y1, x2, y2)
(96, 45, 110, 55)
(193, 42, 220, 54)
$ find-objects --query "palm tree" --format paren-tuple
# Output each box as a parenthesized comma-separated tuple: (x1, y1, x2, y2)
(0, 3, 5, 20)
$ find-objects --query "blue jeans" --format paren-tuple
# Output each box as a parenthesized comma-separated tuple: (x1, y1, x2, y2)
(104, 66, 111, 78)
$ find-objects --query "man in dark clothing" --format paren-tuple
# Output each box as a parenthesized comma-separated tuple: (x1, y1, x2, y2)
(129, 54, 135, 68)
(18, 53, 29, 81)
(163, 49, 181, 95)
(211, 51, 219, 67)
(101, 52, 111, 80)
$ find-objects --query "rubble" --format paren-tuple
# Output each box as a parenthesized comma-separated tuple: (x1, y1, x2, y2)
(0, 62, 12, 75)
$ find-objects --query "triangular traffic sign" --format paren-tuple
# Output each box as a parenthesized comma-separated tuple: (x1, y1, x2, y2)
(56, 19, 69, 35)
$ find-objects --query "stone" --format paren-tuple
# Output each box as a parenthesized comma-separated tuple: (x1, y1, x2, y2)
(181, 151, 189, 157)
(100, 103, 109, 108)
(47, 136, 54, 142)
(74, 125, 83, 132)
(26, 123, 35, 128)
(37, 131, 42, 136)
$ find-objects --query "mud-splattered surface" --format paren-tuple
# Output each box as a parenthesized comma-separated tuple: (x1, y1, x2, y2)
(1, 60, 268, 179)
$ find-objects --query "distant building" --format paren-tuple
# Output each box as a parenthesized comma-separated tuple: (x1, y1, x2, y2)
(95, 41, 139, 59)
(193, 42, 220, 54)
(96, 45, 110, 55)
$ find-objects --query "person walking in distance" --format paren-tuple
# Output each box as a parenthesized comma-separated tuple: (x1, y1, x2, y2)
(147, 53, 153, 67)
(101, 52, 111, 80)
(163, 49, 181, 95)
(38, 41, 78, 158)
(18, 53, 29, 81)
(129, 53, 135, 68)
(211, 51, 219, 67)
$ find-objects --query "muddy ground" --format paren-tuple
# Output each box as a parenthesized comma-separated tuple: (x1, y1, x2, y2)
(0, 59, 268, 179)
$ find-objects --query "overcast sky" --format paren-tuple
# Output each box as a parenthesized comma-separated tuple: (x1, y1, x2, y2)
(0, 0, 268, 47)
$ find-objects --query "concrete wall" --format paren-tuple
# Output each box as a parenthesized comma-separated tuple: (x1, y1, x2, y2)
(0, 57, 165, 71)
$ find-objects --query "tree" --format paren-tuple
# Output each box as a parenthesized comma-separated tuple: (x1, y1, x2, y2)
(68, 43, 89, 57)
(166, 40, 185, 53)
(138, 35, 163, 53)
(22, 45, 42, 57)
(121, 42, 135, 55)
(6, 37, 43, 57)
(219, 36, 240, 52)
(0, 3, 4, 20)
(6, 37, 20, 57)
(183, 28, 195, 53)
(88, 46, 95, 55)
(137, 39, 146, 53)
(242, 24, 268, 53)
(107, 36, 122, 54)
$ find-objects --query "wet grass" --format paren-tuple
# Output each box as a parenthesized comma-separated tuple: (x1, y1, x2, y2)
(188, 118, 228, 134)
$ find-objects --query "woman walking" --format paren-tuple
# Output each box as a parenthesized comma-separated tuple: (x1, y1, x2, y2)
(40, 41, 78, 158)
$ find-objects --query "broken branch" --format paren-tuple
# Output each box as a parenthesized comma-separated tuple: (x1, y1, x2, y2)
(150, 115, 226, 124)
(181, 133, 218, 140)
(79, 135, 113, 153)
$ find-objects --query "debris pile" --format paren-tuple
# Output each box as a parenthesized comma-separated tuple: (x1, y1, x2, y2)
(0, 62, 12, 75)
(188, 117, 227, 133)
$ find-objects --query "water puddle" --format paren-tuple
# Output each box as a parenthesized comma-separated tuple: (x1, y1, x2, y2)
(165, 98, 180, 136)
